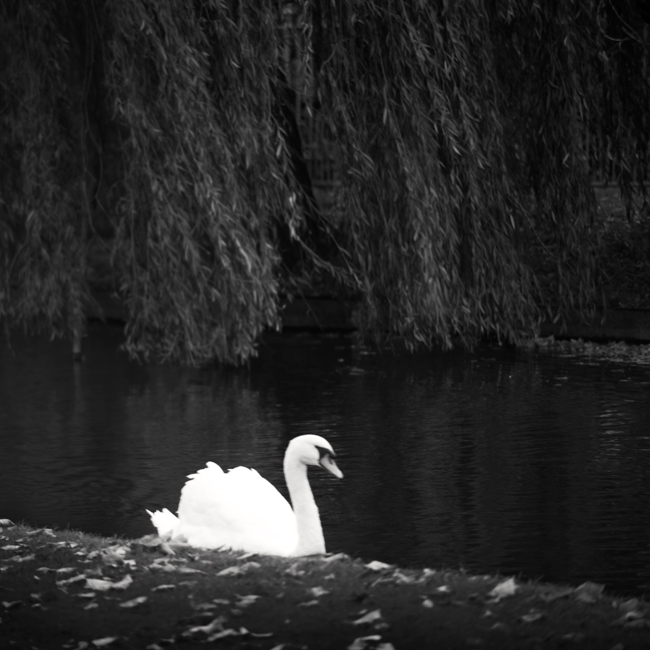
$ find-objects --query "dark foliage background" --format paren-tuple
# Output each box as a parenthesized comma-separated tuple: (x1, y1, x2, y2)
(1, 0, 648, 364)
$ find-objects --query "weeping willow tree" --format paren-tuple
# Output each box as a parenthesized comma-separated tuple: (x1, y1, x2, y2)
(0, 0, 648, 364)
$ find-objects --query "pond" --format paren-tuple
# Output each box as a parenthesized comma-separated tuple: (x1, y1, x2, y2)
(1, 324, 649, 597)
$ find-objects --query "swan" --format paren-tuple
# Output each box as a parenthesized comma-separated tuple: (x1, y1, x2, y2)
(147, 434, 343, 556)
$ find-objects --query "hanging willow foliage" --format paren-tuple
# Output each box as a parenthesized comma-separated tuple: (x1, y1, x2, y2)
(0, 0, 91, 343)
(318, 0, 541, 346)
(0, 0, 648, 364)
(103, 0, 296, 364)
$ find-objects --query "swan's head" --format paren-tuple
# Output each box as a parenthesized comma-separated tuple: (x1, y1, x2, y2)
(285, 434, 343, 479)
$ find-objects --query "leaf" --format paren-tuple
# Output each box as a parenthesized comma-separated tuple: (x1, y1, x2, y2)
(85, 578, 116, 592)
(612, 610, 649, 627)
(57, 574, 87, 587)
(309, 586, 329, 597)
(348, 635, 382, 650)
(487, 577, 517, 601)
(365, 561, 392, 571)
(322, 552, 348, 563)
(216, 562, 260, 576)
(285, 563, 305, 576)
(134, 534, 164, 548)
(236, 594, 261, 607)
(8, 553, 36, 563)
(185, 616, 227, 636)
(237, 552, 257, 560)
(120, 596, 148, 608)
(86, 574, 133, 592)
(0, 519, 15, 527)
(55, 567, 77, 575)
(618, 598, 640, 612)
(574, 581, 604, 604)
(538, 586, 573, 602)
(520, 609, 545, 623)
(92, 638, 118, 648)
(206, 628, 247, 642)
(392, 570, 417, 584)
(352, 609, 383, 625)
(2, 600, 23, 610)
(151, 584, 175, 592)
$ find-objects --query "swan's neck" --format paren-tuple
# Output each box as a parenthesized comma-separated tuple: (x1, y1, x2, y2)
(284, 458, 325, 555)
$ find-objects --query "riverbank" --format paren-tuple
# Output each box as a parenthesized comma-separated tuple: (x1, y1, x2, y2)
(1, 522, 649, 649)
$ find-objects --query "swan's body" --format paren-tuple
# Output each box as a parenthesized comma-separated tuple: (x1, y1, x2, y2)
(147, 434, 342, 556)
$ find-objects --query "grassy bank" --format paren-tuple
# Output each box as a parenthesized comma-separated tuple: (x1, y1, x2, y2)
(1, 522, 649, 649)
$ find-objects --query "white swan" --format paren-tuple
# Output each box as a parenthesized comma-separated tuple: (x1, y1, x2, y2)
(147, 434, 343, 556)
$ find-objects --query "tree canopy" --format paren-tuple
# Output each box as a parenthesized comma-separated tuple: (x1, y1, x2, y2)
(1, 0, 648, 364)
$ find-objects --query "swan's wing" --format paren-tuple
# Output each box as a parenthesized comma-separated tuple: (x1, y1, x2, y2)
(176, 463, 298, 555)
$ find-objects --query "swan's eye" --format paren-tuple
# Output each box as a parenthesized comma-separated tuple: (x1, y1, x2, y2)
(315, 445, 335, 460)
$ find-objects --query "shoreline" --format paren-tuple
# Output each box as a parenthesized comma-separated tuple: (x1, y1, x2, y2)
(91, 291, 650, 344)
(2, 522, 650, 649)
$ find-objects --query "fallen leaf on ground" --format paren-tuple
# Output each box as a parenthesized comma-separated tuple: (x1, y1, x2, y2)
(321, 552, 348, 563)
(216, 562, 260, 576)
(236, 594, 261, 607)
(206, 628, 255, 642)
(92, 638, 118, 647)
(298, 599, 320, 607)
(55, 567, 77, 575)
(151, 584, 175, 592)
(285, 563, 305, 576)
(612, 610, 650, 627)
(352, 609, 383, 625)
(185, 616, 227, 636)
(520, 609, 545, 623)
(8, 553, 36, 563)
(392, 570, 417, 584)
(365, 560, 392, 571)
(2, 600, 23, 609)
(192, 601, 217, 611)
(309, 586, 329, 597)
(348, 635, 389, 650)
(148, 560, 176, 572)
(57, 574, 87, 587)
(487, 577, 518, 602)
(574, 581, 604, 604)
(86, 574, 133, 591)
(537, 586, 574, 603)
(120, 595, 148, 608)
(618, 598, 640, 612)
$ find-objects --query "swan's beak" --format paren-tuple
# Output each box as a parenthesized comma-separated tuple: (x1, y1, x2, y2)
(320, 454, 343, 479)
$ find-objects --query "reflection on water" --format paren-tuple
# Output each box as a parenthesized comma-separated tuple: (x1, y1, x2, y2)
(1, 325, 650, 596)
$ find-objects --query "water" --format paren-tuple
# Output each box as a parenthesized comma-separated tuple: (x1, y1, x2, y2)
(1, 324, 649, 597)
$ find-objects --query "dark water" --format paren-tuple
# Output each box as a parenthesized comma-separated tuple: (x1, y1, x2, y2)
(1, 325, 650, 597)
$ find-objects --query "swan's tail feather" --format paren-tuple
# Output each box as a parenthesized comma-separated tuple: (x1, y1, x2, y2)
(147, 507, 179, 539)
